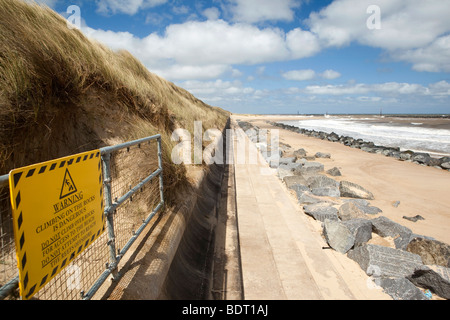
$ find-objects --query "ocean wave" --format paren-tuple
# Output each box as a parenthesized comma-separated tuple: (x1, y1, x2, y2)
(281, 118, 450, 154)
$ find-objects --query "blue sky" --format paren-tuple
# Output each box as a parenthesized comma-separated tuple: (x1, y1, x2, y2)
(39, 0, 450, 114)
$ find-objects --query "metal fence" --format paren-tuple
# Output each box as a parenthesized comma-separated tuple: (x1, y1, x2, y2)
(0, 134, 164, 300)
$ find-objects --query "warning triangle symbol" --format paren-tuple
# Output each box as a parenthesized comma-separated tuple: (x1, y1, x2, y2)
(59, 168, 78, 199)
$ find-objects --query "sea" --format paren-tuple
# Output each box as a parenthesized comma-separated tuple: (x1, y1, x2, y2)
(277, 114, 450, 157)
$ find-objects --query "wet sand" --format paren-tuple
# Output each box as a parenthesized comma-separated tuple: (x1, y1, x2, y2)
(248, 114, 450, 130)
(335, 115, 450, 130)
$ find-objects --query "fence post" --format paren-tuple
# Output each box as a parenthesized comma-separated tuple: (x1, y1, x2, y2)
(157, 136, 165, 209)
(101, 153, 119, 279)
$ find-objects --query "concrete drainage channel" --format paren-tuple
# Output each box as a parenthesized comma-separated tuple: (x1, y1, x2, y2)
(158, 128, 243, 300)
(159, 162, 223, 299)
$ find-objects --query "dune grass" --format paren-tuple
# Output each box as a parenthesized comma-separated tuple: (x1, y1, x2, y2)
(0, 0, 230, 204)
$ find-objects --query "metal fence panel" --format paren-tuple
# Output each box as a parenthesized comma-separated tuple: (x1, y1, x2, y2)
(0, 134, 164, 300)
(0, 178, 19, 299)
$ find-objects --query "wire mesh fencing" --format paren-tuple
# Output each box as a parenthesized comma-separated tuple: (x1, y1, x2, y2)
(0, 134, 164, 300)
(0, 181, 19, 299)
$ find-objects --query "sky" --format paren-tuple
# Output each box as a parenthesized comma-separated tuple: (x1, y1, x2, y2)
(36, 0, 450, 114)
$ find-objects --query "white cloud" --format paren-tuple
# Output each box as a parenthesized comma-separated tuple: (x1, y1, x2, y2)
(395, 35, 450, 72)
(282, 69, 341, 81)
(231, 68, 243, 78)
(283, 69, 316, 81)
(227, 0, 300, 23)
(82, 27, 140, 52)
(202, 7, 220, 20)
(302, 81, 450, 97)
(321, 69, 341, 79)
(181, 79, 256, 103)
(357, 96, 382, 102)
(152, 64, 231, 81)
(306, 0, 450, 72)
(372, 82, 427, 95)
(140, 20, 289, 66)
(82, 20, 319, 80)
(428, 81, 450, 96)
(256, 66, 266, 76)
(286, 28, 321, 59)
(308, 0, 450, 50)
(178, 79, 449, 113)
(304, 83, 369, 95)
(29, 0, 58, 7)
(172, 5, 190, 15)
(95, 0, 168, 15)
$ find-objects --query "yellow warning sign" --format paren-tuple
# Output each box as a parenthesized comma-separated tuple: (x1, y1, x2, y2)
(9, 150, 105, 300)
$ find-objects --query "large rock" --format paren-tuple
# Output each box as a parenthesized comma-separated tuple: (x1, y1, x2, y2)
(359, 205, 382, 215)
(245, 128, 258, 143)
(427, 157, 442, 167)
(277, 163, 302, 179)
(347, 244, 423, 278)
(406, 237, 450, 267)
(402, 215, 425, 223)
(296, 162, 324, 175)
(288, 184, 310, 198)
(411, 152, 432, 165)
(266, 149, 282, 167)
(371, 216, 412, 250)
(338, 202, 367, 221)
(378, 277, 427, 300)
(295, 158, 307, 165)
(277, 165, 293, 179)
(267, 156, 279, 168)
(303, 202, 339, 222)
(327, 132, 340, 142)
(279, 157, 296, 165)
(297, 192, 324, 205)
(440, 156, 450, 164)
(339, 181, 374, 200)
(311, 188, 340, 198)
(326, 167, 342, 176)
(315, 152, 331, 159)
(255, 142, 267, 153)
(399, 152, 412, 161)
(293, 148, 307, 159)
(346, 199, 382, 215)
(283, 175, 308, 188)
(307, 175, 338, 188)
(407, 265, 450, 299)
(344, 199, 370, 207)
(323, 219, 355, 254)
(342, 219, 372, 246)
(307, 175, 340, 198)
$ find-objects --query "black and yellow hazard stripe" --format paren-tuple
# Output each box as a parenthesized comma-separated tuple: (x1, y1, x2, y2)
(9, 150, 105, 299)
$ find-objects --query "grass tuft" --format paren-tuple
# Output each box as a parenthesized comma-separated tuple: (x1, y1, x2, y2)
(0, 0, 230, 205)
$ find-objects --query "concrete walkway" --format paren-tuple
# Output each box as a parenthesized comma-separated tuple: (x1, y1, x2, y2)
(231, 118, 388, 300)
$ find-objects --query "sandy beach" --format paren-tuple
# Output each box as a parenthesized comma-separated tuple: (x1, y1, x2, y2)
(237, 114, 450, 245)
